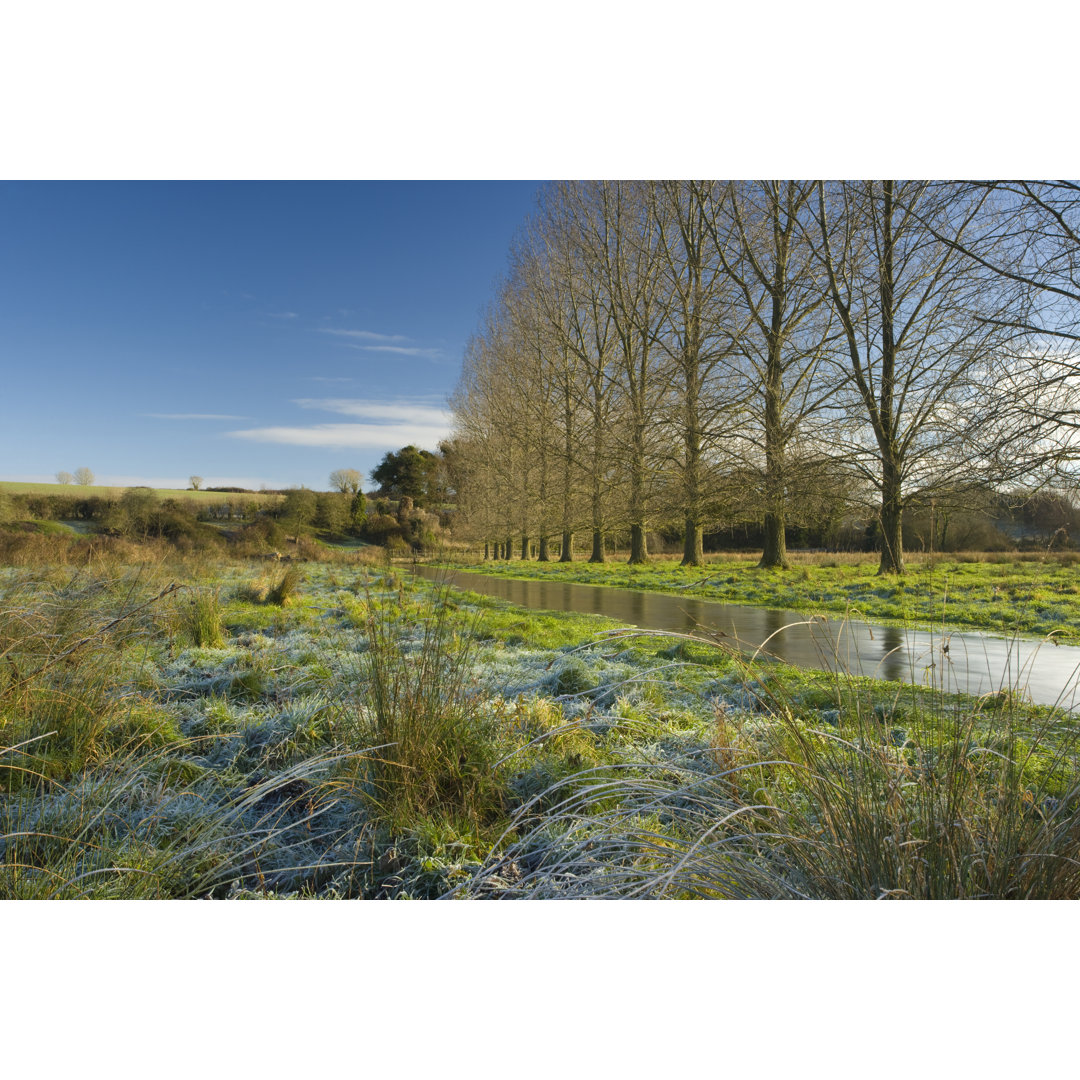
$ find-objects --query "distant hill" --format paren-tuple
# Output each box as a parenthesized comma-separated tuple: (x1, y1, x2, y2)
(0, 480, 283, 503)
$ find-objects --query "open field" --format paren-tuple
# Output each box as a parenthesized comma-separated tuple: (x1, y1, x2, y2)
(0, 480, 282, 505)
(5, 547, 1080, 899)
(441, 551, 1080, 643)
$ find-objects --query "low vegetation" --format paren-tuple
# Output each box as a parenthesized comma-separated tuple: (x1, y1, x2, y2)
(4, 541, 1080, 899)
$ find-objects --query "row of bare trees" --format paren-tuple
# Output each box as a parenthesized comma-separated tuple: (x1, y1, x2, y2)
(449, 181, 1080, 574)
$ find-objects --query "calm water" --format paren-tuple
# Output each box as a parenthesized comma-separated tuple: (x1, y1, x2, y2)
(414, 566, 1080, 709)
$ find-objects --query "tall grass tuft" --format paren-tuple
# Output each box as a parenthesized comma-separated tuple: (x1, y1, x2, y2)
(182, 589, 224, 647)
(1, 572, 180, 788)
(352, 582, 503, 833)
(266, 566, 302, 606)
(739, 675, 1080, 899)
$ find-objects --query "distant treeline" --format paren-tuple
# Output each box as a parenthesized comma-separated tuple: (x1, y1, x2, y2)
(0, 483, 458, 557)
(3, 471, 1077, 562)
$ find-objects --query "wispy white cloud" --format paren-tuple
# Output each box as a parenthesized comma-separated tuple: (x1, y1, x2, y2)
(355, 344, 442, 359)
(319, 329, 410, 343)
(143, 413, 252, 421)
(318, 328, 441, 359)
(268, 311, 299, 319)
(227, 396, 453, 451)
(294, 399, 452, 425)
(226, 422, 451, 451)
(309, 376, 354, 383)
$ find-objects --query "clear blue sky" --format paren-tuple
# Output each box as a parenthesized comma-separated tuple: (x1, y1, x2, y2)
(0, 181, 540, 490)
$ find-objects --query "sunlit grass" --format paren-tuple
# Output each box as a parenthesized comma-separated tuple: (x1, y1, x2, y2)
(438, 551, 1080, 642)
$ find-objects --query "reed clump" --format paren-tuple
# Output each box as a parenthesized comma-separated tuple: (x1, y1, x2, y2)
(351, 586, 504, 834)
(741, 678, 1080, 899)
(182, 589, 224, 647)
(235, 565, 303, 607)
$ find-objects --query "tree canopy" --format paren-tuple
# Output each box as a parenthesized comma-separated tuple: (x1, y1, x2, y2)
(371, 446, 441, 504)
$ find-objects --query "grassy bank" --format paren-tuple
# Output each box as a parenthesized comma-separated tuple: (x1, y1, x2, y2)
(4, 549, 1080, 898)
(439, 551, 1080, 642)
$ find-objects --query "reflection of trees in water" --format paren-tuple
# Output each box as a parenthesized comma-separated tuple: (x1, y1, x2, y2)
(591, 585, 607, 615)
(876, 625, 906, 683)
(681, 599, 707, 636)
(745, 607, 803, 663)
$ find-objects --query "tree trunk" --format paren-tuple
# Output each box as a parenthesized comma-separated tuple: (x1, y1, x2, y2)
(759, 511, 788, 570)
(681, 387, 704, 567)
(560, 530, 573, 562)
(683, 517, 703, 566)
(484, 540, 489, 560)
(589, 469, 605, 562)
(879, 457, 904, 575)
(758, 277, 791, 570)
(538, 535, 549, 561)
(758, 362, 789, 569)
(590, 529, 605, 563)
(627, 424, 648, 565)
(559, 379, 576, 565)
(520, 535, 528, 560)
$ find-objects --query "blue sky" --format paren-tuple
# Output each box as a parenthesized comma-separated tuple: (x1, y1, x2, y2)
(0, 181, 540, 490)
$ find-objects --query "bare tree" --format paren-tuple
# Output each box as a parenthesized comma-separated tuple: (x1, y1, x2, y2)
(913, 182, 1080, 488)
(700, 180, 839, 569)
(927, 181, 1080, 341)
(651, 180, 760, 566)
(567, 181, 672, 564)
(56, 471, 74, 485)
(189, 476, 204, 491)
(452, 316, 535, 559)
(74, 467, 94, 486)
(532, 184, 620, 562)
(505, 278, 567, 560)
(813, 180, 1019, 574)
(329, 468, 363, 494)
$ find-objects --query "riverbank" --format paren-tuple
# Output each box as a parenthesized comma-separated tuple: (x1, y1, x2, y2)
(436, 551, 1080, 643)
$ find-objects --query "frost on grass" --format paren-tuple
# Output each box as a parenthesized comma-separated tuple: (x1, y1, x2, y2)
(8, 560, 946, 899)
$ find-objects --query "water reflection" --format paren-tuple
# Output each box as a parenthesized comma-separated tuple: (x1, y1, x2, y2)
(415, 567, 1080, 708)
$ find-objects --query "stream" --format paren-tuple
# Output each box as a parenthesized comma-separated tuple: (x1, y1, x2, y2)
(414, 565, 1080, 709)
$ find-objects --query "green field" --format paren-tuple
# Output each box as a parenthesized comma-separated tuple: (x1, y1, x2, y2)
(439, 550, 1080, 643)
(0, 480, 282, 504)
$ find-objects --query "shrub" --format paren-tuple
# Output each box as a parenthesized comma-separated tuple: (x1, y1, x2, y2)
(314, 492, 351, 535)
(363, 513, 404, 545)
(349, 493, 368, 535)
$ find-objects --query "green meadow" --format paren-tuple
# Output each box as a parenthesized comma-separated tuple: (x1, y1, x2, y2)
(445, 551, 1080, 643)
